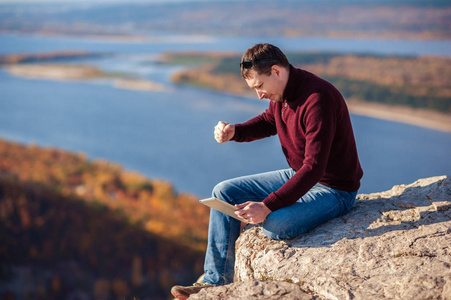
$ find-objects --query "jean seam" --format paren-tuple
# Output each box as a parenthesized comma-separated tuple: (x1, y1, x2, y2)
(221, 222, 229, 286)
(222, 215, 239, 285)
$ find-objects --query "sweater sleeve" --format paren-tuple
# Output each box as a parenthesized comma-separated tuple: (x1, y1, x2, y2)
(263, 95, 337, 211)
(232, 104, 278, 142)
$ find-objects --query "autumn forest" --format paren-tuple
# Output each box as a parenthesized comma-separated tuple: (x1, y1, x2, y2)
(0, 140, 209, 299)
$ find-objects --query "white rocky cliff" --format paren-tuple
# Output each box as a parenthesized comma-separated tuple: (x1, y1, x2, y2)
(191, 175, 451, 299)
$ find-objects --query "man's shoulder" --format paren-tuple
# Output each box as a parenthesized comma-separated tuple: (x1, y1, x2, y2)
(286, 66, 344, 105)
(300, 69, 332, 88)
(301, 69, 344, 100)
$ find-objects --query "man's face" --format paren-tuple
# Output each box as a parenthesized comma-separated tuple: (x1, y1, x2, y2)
(245, 67, 286, 103)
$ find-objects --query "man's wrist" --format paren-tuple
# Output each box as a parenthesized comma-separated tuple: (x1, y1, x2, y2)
(262, 192, 279, 212)
(261, 202, 271, 219)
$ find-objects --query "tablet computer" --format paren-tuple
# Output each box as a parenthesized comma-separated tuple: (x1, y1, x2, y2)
(199, 197, 248, 223)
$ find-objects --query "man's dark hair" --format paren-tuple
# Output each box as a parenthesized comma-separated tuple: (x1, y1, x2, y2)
(240, 43, 290, 79)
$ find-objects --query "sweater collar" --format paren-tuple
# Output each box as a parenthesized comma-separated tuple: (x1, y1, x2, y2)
(283, 64, 305, 102)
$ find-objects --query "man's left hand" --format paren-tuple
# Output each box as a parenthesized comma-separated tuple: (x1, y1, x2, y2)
(235, 201, 271, 224)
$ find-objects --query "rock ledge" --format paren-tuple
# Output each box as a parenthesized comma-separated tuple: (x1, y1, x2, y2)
(193, 176, 451, 300)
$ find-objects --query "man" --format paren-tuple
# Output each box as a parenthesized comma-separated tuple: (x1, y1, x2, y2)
(171, 43, 363, 300)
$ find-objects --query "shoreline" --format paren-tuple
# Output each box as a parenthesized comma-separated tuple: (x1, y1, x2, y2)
(346, 99, 451, 133)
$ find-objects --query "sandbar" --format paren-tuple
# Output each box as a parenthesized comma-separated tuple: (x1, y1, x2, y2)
(4, 64, 106, 80)
(3, 64, 166, 92)
(347, 99, 451, 133)
(113, 79, 166, 92)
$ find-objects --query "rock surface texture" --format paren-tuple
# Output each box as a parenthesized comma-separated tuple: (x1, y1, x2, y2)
(192, 176, 451, 299)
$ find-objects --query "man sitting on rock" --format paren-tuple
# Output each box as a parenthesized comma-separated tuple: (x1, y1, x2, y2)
(171, 43, 363, 300)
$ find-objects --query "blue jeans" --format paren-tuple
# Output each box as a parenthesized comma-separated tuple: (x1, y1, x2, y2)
(203, 168, 357, 286)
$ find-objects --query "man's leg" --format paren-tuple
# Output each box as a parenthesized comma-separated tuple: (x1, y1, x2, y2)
(262, 183, 357, 241)
(203, 168, 295, 286)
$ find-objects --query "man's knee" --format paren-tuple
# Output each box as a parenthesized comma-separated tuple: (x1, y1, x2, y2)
(212, 179, 234, 200)
(262, 227, 297, 241)
(262, 222, 305, 241)
(261, 227, 284, 240)
(262, 210, 318, 241)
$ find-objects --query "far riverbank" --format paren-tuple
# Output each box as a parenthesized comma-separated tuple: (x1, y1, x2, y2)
(2, 49, 450, 133)
(346, 100, 451, 133)
(166, 51, 451, 133)
(4, 63, 450, 133)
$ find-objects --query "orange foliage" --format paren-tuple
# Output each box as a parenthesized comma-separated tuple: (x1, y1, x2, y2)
(171, 64, 252, 97)
(302, 55, 451, 98)
(0, 172, 205, 299)
(0, 139, 209, 250)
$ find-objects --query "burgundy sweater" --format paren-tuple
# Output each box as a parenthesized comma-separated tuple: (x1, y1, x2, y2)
(232, 65, 363, 212)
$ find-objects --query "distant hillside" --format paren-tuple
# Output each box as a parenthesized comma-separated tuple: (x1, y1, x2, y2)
(0, 138, 209, 299)
(164, 51, 451, 114)
(0, 0, 449, 39)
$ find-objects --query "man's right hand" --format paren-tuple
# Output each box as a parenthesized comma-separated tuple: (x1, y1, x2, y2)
(214, 121, 235, 143)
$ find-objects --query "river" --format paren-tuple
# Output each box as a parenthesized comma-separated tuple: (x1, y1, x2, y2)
(0, 33, 450, 196)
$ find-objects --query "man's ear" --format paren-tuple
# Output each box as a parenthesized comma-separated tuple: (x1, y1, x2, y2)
(271, 65, 282, 78)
